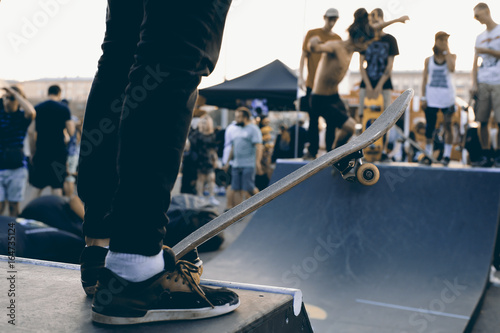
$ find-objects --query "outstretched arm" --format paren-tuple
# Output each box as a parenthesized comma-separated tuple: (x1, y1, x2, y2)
(371, 15, 409, 31)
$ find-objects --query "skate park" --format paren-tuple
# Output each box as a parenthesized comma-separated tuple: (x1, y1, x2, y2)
(2, 1, 500, 332)
(1, 161, 500, 332)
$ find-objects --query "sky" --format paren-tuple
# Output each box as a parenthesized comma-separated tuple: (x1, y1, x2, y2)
(0, 0, 498, 89)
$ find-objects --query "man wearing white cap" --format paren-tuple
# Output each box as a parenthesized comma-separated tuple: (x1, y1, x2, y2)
(299, 8, 341, 158)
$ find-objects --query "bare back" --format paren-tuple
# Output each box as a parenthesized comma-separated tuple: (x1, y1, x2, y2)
(312, 40, 353, 95)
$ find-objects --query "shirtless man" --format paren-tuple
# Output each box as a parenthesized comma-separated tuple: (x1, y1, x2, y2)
(308, 8, 374, 152)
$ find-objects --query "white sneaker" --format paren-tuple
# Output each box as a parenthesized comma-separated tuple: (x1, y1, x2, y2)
(490, 266, 500, 287)
(209, 196, 220, 206)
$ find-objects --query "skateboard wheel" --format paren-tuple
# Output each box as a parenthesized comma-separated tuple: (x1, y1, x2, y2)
(356, 163, 380, 186)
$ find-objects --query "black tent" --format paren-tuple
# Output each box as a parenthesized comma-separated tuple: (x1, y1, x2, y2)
(200, 59, 298, 110)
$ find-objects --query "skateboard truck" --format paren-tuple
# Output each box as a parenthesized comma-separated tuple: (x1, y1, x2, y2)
(333, 150, 380, 186)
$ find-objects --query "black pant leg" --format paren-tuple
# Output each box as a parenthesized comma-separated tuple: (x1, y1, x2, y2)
(78, 0, 143, 239)
(107, 0, 231, 255)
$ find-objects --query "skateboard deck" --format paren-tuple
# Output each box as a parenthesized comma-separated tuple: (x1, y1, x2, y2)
(173, 89, 414, 259)
(362, 95, 385, 162)
(393, 126, 439, 165)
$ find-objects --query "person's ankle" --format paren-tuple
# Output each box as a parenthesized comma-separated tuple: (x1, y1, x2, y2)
(85, 237, 110, 248)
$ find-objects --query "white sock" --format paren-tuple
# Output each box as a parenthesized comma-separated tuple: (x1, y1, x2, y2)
(443, 144, 452, 158)
(105, 250, 164, 282)
(426, 143, 433, 155)
(85, 245, 109, 248)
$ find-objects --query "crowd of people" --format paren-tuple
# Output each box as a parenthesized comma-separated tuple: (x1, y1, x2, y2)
(298, 4, 500, 167)
(2, 5, 498, 220)
(178, 3, 499, 216)
(0, 84, 84, 217)
(0, 1, 499, 327)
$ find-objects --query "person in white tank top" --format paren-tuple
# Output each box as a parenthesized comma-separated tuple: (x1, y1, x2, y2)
(420, 31, 457, 166)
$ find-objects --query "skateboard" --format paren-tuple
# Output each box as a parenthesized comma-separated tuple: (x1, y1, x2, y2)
(392, 126, 438, 165)
(173, 89, 414, 259)
(362, 95, 385, 162)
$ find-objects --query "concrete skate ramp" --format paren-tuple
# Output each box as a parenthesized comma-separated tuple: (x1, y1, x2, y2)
(205, 162, 500, 332)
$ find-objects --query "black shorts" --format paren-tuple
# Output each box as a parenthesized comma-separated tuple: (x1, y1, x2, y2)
(29, 155, 67, 189)
(425, 105, 455, 116)
(311, 93, 349, 129)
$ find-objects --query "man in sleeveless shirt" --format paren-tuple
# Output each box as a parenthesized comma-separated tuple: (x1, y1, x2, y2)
(299, 8, 341, 158)
(308, 9, 374, 153)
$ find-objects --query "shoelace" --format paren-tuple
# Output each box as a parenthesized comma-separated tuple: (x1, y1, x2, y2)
(175, 260, 214, 308)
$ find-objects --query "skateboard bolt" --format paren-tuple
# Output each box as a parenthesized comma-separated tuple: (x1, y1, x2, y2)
(363, 170, 374, 180)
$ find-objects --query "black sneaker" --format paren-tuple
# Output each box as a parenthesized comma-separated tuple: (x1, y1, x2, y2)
(417, 153, 432, 166)
(494, 156, 500, 168)
(80, 246, 108, 297)
(91, 247, 239, 325)
(441, 156, 450, 167)
(471, 156, 492, 167)
(81, 246, 203, 296)
(302, 152, 316, 160)
(380, 153, 390, 162)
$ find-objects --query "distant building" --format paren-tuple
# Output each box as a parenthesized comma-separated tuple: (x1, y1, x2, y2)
(8, 71, 472, 120)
